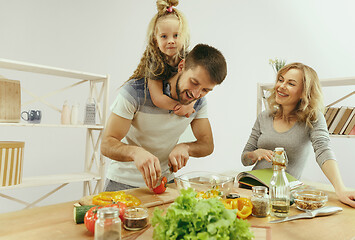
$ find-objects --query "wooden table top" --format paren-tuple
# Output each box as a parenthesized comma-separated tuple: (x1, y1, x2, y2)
(0, 185, 354, 240)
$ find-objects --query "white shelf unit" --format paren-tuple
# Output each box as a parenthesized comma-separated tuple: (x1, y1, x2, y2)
(0, 58, 109, 208)
(257, 77, 355, 138)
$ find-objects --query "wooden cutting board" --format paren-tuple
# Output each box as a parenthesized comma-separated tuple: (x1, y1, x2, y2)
(130, 225, 271, 240)
(79, 187, 180, 208)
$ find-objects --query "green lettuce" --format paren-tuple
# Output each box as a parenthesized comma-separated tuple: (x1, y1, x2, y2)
(152, 188, 254, 240)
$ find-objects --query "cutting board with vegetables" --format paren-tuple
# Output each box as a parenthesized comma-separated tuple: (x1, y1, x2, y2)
(131, 224, 271, 240)
(79, 187, 180, 208)
(132, 226, 271, 240)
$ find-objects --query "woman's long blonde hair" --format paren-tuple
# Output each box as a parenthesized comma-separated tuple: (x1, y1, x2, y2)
(129, 0, 190, 81)
(267, 62, 324, 128)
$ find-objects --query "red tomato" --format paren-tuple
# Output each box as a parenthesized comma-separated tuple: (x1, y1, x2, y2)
(84, 206, 101, 234)
(153, 176, 167, 194)
(108, 202, 126, 221)
(84, 202, 127, 234)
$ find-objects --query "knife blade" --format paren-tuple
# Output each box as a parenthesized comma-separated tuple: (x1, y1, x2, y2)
(269, 206, 343, 223)
(154, 167, 172, 188)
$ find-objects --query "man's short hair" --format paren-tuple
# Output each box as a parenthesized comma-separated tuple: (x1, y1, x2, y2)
(184, 44, 227, 84)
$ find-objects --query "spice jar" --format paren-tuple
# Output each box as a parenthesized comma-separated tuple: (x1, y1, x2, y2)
(251, 186, 270, 218)
(94, 207, 121, 240)
(123, 207, 149, 231)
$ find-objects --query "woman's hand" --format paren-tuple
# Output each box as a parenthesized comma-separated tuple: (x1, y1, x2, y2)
(336, 190, 355, 208)
(249, 149, 274, 163)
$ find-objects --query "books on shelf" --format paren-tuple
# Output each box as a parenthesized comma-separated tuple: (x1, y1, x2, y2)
(340, 108, 355, 134)
(332, 107, 353, 134)
(326, 107, 339, 128)
(349, 124, 355, 135)
(236, 168, 304, 190)
(328, 106, 347, 133)
(324, 106, 355, 135)
(324, 107, 332, 122)
(344, 114, 355, 135)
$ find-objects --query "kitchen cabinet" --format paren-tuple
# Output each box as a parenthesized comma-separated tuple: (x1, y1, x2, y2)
(257, 76, 355, 138)
(0, 58, 109, 208)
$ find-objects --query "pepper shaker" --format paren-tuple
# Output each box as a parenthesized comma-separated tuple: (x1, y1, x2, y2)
(251, 186, 270, 217)
(94, 207, 121, 240)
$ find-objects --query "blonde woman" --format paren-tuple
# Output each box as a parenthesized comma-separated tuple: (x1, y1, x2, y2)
(129, 0, 195, 117)
(242, 62, 355, 207)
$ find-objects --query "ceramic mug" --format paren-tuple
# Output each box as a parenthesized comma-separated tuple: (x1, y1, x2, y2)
(21, 110, 42, 123)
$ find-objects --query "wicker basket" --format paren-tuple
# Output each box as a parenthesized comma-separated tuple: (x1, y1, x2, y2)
(0, 141, 25, 187)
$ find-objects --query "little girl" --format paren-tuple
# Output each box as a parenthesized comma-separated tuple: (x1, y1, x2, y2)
(129, 0, 195, 117)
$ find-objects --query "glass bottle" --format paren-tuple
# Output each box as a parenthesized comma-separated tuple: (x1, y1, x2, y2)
(70, 102, 79, 125)
(251, 186, 270, 217)
(61, 100, 71, 124)
(94, 207, 121, 240)
(270, 147, 290, 218)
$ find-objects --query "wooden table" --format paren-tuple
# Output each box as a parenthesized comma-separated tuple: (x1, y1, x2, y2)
(0, 185, 354, 240)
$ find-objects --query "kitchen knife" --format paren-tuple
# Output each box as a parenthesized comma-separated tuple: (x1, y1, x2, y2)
(269, 206, 343, 223)
(154, 167, 172, 188)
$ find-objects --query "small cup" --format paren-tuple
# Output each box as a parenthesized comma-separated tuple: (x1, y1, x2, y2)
(123, 207, 149, 231)
(21, 110, 42, 124)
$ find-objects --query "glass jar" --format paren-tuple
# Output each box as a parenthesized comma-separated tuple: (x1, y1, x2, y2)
(123, 207, 149, 231)
(251, 186, 270, 217)
(94, 207, 121, 240)
(270, 147, 290, 218)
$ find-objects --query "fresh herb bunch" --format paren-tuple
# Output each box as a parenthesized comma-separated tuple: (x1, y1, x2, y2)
(152, 188, 254, 240)
(269, 58, 286, 73)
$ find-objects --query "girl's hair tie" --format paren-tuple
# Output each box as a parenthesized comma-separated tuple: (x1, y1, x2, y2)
(166, 6, 173, 13)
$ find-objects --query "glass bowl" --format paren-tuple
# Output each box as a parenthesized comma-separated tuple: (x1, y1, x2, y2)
(293, 189, 328, 211)
(174, 171, 235, 197)
(123, 206, 149, 231)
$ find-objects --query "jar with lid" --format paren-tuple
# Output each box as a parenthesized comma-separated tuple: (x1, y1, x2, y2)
(270, 147, 290, 218)
(123, 207, 149, 231)
(94, 207, 121, 240)
(251, 186, 270, 217)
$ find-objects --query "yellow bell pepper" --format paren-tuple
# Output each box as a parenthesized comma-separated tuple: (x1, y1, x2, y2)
(92, 191, 141, 207)
(221, 197, 253, 219)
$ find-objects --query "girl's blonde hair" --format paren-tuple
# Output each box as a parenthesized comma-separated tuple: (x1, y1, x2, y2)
(129, 0, 190, 81)
(267, 62, 324, 128)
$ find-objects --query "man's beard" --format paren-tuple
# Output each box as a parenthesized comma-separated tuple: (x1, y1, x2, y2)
(176, 74, 195, 105)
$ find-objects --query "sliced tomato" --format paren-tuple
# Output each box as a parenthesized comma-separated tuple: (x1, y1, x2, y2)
(153, 176, 167, 194)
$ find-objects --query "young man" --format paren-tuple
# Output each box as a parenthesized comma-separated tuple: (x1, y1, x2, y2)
(101, 44, 227, 191)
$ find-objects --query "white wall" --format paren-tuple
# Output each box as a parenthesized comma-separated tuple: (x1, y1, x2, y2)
(0, 0, 354, 213)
